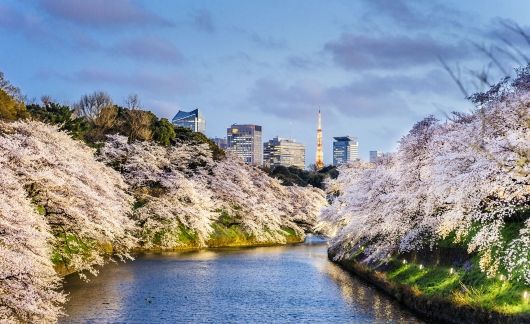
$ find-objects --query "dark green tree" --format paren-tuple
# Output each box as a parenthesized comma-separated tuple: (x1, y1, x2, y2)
(152, 118, 176, 146)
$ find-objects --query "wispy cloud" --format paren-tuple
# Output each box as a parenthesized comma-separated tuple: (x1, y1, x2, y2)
(285, 55, 324, 70)
(324, 33, 468, 70)
(190, 9, 215, 33)
(360, 0, 466, 30)
(38, 0, 173, 28)
(46, 68, 197, 95)
(110, 37, 184, 65)
(250, 33, 286, 50)
(247, 69, 458, 120)
(0, 5, 54, 41)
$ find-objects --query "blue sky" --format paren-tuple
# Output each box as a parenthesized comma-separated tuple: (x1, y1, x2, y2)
(1, 0, 530, 164)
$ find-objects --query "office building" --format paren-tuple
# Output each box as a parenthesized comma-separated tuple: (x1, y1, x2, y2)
(333, 136, 359, 165)
(370, 150, 383, 163)
(172, 109, 205, 133)
(227, 124, 263, 165)
(263, 137, 305, 169)
(211, 137, 228, 149)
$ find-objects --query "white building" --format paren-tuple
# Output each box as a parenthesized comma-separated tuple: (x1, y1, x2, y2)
(263, 137, 305, 169)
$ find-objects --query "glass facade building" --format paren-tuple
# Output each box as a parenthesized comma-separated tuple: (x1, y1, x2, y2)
(172, 109, 205, 133)
(263, 137, 305, 169)
(333, 136, 359, 166)
(227, 124, 263, 165)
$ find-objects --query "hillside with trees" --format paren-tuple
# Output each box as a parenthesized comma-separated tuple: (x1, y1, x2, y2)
(0, 74, 327, 322)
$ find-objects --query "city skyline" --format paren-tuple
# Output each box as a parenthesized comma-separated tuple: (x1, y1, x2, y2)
(210, 109, 374, 167)
(194, 106, 372, 167)
(2, 1, 529, 162)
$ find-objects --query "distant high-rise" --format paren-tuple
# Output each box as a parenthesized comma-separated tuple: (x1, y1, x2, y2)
(263, 137, 305, 169)
(227, 124, 263, 165)
(370, 150, 383, 163)
(211, 137, 228, 149)
(333, 136, 359, 166)
(315, 110, 324, 169)
(172, 109, 205, 133)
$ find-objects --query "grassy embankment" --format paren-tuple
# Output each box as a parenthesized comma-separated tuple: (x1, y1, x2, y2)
(384, 257, 530, 315)
(149, 211, 302, 249)
(52, 210, 303, 276)
(383, 222, 530, 315)
(334, 221, 530, 320)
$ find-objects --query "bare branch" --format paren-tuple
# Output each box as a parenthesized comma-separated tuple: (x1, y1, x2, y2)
(499, 20, 530, 47)
(471, 41, 509, 76)
(125, 94, 141, 111)
(74, 91, 113, 121)
(438, 56, 469, 97)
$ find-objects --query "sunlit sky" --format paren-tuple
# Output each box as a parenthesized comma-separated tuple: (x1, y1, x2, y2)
(2, 0, 530, 164)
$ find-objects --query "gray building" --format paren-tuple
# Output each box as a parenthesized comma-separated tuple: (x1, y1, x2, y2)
(211, 137, 228, 149)
(369, 150, 383, 163)
(333, 136, 359, 166)
(263, 137, 305, 169)
(172, 109, 205, 133)
(227, 124, 263, 165)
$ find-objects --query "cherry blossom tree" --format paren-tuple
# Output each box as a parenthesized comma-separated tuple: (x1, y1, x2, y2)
(0, 163, 65, 323)
(0, 121, 137, 277)
(100, 135, 328, 248)
(322, 66, 530, 283)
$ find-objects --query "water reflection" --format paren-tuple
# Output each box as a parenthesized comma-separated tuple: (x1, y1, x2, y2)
(60, 243, 422, 323)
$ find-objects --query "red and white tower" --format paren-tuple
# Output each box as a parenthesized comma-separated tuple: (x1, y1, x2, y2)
(315, 109, 324, 169)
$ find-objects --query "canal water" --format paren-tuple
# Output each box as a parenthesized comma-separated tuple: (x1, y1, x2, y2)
(60, 239, 422, 323)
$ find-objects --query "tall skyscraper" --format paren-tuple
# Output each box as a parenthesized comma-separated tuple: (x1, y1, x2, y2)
(333, 136, 359, 165)
(370, 150, 383, 163)
(315, 110, 324, 169)
(172, 109, 205, 133)
(227, 124, 263, 165)
(263, 137, 305, 169)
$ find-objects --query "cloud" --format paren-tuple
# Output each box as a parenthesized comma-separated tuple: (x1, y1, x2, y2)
(0, 5, 54, 41)
(250, 33, 286, 50)
(286, 55, 324, 70)
(248, 78, 324, 119)
(190, 9, 214, 33)
(48, 68, 196, 95)
(38, 0, 173, 28)
(360, 0, 466, 30)
(324, 33, 468, 70)
(247, 70, 458, 120)
(0, 4, 99, 50)
(110, 37, 184, 64)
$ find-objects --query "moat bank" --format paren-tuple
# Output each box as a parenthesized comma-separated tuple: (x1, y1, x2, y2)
(54, 229, 304, 277)
(328, 248, 530, 324)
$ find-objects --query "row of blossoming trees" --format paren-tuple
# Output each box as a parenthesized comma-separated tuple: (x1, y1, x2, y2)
(0, 83, 326, 321)
(320, 66, 530, 285)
